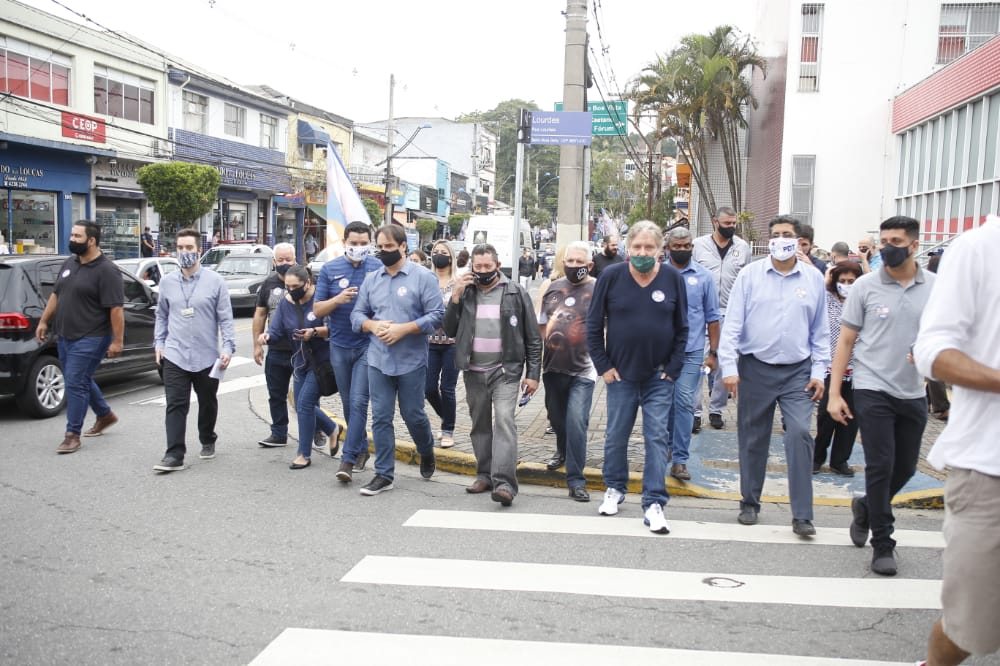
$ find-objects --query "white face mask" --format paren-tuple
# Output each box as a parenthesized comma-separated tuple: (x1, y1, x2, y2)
(837, 282, 852, 298)
(768, 237, 798, 261)
(344, 244, 371, 262)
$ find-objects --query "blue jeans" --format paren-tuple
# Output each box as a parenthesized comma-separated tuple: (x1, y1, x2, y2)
(666, 349, 704, 464)
(425, 343, 458, 435)
(368, 365, 434, 481)
(293, 368, 335, 460)
(603, 373, 674, 509)
(330, 343, 371, 464)
(57, 335, 111, 435)
(543, 372, 594, 489)
(264, 349, 293, 440)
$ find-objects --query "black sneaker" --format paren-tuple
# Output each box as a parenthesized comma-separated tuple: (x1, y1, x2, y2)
(709, 413, 725, 429)
(359, 475, 393, 496)
(420, 452, 435, 479)
(871, 547, 897, 576)
(258, 435, 287, 448)
(850, 496, 870, 548)
(691, 416, 702, 433)
(199, 443, 216, 460)
(354, 448, 371, 472)
(336, 461, 354, 483)
(830, 463, 855, 477)
(813, 461, 822, 474)
(153, 457, 185, 472)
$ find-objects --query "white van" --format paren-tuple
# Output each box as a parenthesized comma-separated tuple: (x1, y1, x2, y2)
(464, 215, 533, 277)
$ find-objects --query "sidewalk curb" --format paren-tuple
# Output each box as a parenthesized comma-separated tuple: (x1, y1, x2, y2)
(257, 387, 943, 509)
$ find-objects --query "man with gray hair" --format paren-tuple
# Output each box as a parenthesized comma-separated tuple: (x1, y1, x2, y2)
(664, 226, 720, 480)
(857, 234, 883, 274)
(692, 205, 750, 431)
(253, 242, 299, 448)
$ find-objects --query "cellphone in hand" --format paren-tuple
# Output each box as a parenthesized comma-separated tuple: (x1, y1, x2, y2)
(518, 391, 532, 407)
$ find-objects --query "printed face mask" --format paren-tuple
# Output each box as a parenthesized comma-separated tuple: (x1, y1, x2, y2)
(836, 282, 852, 298)
(345, 245, 371, 262)
(566, 266, 589, 283)
(768, 237, 797, 261)
(474, 270, 499, 285)
(630, 255, 657, 273)
(178, 251, 199, 269)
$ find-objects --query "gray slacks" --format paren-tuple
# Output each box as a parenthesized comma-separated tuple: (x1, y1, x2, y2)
(464, 367, 520, 494)
(737, 354, 815, 520)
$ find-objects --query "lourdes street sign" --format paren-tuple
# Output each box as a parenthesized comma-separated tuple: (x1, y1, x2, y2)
(554, 100, 628, 136)
(527, 111, 593, 146)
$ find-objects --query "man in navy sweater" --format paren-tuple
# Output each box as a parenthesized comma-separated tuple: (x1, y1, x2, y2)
(587, 221, 688, 534)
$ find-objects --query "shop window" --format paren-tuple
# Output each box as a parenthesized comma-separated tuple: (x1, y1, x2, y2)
(183, 91, 208, 134)
(0, 41, 72, 105)
(224, 103, 246, 138)
(94, 65, 155, 124)
(3, 192, 57, 254)
(260, 114, 277, 149)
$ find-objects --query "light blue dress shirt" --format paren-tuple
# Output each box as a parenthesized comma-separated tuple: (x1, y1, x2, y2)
(350, 260, 444, 377)
(672, 259, 721, 352)
(719, 258, 830, 380)
(155, 267, 236, 372)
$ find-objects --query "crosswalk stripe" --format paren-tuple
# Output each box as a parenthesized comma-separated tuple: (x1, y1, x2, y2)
(340, 555, 942, 610)
(403, 509, 946, 549)
(249, 628, 913, 665)
(130, 371, 266, 406)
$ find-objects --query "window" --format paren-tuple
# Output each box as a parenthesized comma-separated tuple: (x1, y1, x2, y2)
(791, 155, 816, 226)
(224, 103, 245, 137)
(798, 4, 823, 92)
(259, 114, 277, 148)
(298, 142, 314, 161)
(937, 3, 1000, 64)
(94, 66, 154, 123)
(182, 91, 208, 134)
(0, 39, 71, 105)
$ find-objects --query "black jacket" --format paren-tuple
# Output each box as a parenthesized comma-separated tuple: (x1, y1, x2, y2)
(518, 255, 536, 277)
(443, 275, 542, 381)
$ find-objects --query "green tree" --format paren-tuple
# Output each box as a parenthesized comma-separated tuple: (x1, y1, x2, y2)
(628, 25, 766, 217)
(447, 213, 469, 236)
(362, 198, 382, 227)
(415, 217, 437, 243)
(137, 162, 221, 227)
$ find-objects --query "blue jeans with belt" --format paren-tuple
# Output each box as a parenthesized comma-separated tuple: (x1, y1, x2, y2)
(57, 335, 112, 435)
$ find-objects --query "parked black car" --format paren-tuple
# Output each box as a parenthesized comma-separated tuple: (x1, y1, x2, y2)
(0, 255, 160, 418)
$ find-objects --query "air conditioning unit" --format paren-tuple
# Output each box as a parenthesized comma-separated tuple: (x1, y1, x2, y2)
(152, 139, 173, 158)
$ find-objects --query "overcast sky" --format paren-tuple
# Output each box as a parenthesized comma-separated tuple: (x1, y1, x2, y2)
(24, 0, 757, 124)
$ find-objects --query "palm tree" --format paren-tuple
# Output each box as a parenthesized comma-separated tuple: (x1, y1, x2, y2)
(629, 25, 766, 217)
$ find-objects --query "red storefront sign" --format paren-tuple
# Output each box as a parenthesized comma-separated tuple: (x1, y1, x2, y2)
(61, 112, 106, 143)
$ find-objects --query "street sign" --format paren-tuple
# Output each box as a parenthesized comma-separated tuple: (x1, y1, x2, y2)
(528, 111, 593, 146)
(554, 100, 628, 136)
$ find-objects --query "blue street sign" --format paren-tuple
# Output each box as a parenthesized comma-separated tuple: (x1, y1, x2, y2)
(529, 111, 593, 146)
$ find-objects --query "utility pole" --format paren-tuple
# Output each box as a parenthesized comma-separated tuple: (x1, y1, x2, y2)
(647, 148, 654, 219)
(556, 0, 587, 245)
(383, 73, 395, 227)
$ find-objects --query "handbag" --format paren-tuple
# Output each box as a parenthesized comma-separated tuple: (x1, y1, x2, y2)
(295, 303, 338, 396)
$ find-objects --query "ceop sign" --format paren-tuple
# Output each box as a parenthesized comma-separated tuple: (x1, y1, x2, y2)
(61, 112, 106, 143)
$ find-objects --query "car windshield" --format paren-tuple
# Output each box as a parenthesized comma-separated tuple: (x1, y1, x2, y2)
(161, 262, 178, 273)
(215, 256, 271, 276)
(312, 248, 328, 264)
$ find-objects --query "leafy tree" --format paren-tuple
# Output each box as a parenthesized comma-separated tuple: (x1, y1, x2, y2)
(362, 198, 382, 227)
(447, 213, 469, 236)
(628, 25, 766, 217)
(137, 162, 221, 227)
(415, 217, 437, 242)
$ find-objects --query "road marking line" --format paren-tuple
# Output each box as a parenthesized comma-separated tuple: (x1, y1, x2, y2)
(249, 628, 912, 665)
(130, 372, 266, 406)
(404, 509, 946, 549)
(340, 556, 942, 610)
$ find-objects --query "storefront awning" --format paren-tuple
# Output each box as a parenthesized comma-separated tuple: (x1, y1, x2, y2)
(95, 186, 145, 199)
(297, 120, 331, 146)
(218, 188, 257, 201)
(414, 212, 446, 224)
(307, 205, 327, 222)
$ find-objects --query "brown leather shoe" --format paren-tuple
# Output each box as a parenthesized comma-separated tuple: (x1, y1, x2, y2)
(670, 463, 691, 481)
(491, 487, 514, 506)
(465, 478, 493, 494)
(83, 411, 118, 437)
(57, 432, 81, 454)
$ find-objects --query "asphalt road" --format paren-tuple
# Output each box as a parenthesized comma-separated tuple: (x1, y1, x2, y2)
(1, 314, 995, 666)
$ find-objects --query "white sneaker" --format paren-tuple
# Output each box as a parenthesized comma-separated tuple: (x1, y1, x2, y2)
(644, 504, 670, 534)
(598, 488, 625, 515)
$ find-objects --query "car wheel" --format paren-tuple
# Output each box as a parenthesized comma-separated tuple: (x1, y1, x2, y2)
(16, 355, 67, 418)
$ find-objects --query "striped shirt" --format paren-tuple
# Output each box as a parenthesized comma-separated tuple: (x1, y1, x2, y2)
(825, 295, 854, 379)
(468, 285, 503, 371)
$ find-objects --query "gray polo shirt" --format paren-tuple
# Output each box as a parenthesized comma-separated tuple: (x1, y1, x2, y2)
(841, 266, 935, 399)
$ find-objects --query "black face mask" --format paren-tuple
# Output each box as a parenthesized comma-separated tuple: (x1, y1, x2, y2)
(566, 266, 589, 284)
(378, 249, 402, 267)
(68, 240, 89, 255)
(717, 225, 736, 239)
(431, 253, 452, 269)
(288, 285, 307, 302)
(474, 270, 499, 286)
(275, 264, 292, 276)
(881, 243, 912, 268)
(670, 249, 692, 266)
